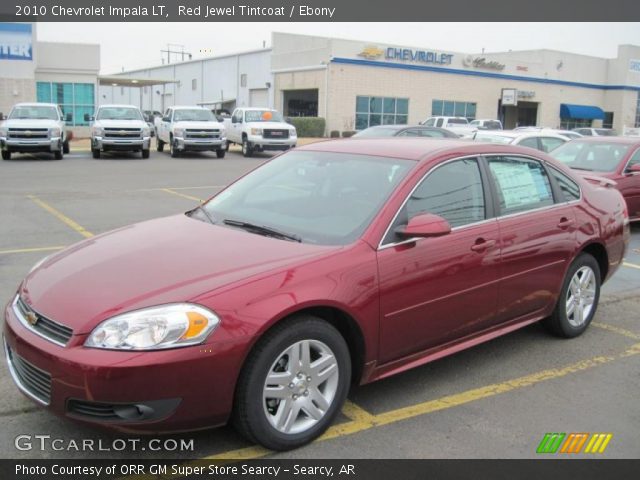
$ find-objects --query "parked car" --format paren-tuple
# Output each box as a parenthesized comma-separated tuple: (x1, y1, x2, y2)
(420, 116, 477, 137)
(550, 136, 640, 222)
(514, 127, 583, 140)
(0, 103, 70, 160)
(470, 119, 503, 130)
(156, 106, 227, 158)
(353, 125, 459, 138)
(474, 131, 570, 153)
(572, 127, 617, 137)
(224, 108, 297, 157)
(88, 105, 151, 159)
(4, 138, 629, 451)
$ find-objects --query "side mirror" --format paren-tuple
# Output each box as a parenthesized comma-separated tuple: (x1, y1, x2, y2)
(84, 113, 90, 122)
(395, 213, 451, 239)
(162, 116, 170, 122)
(626, 164, 640, 174)
(66, 113, 73, 122)
(285, 117, 292, 124)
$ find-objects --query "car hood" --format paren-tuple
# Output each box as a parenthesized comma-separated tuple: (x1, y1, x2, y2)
(20, 214, 335, 334)
(3, 119, 60, 128)
(173, 121, 224, 130)
(246, 121, 294, 130)
(93, 119, 148, 128)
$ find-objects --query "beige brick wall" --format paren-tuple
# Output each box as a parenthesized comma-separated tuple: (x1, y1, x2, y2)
(0, 78, 36, 118)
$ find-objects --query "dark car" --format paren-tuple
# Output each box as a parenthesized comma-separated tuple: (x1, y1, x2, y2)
(551, 136, 640, 222)
(353, 125, 459, 138)
(4, 139, 629, 451)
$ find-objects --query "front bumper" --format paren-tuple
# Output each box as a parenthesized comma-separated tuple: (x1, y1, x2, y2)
(3, 300, 243, 433)
(174, 137, 226, 152)
(1, 136, 62, 153)
(246, 135, 296, 151)
(93, 136, 150, 152)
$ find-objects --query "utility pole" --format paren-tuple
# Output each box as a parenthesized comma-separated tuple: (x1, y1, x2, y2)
(160, 44, 193, 64)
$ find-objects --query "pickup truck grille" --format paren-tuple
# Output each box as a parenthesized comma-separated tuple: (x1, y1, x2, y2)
(185, 129, 221, 140)
(263, 129, 289, 139)
(14, 296, 73, 346)
(8, 128, 49, 139)
(104, 128, 142, 139)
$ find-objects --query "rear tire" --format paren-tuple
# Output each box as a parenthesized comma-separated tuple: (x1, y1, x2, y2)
(92, 148, 100, 159)
(216, 149, 226, 159)
(156, 137, 165, 152)
(1, 150, 10, 160)
(142, 149, 150, 159)
(233, 316, 351, 451)
(543, 253, 600, 338)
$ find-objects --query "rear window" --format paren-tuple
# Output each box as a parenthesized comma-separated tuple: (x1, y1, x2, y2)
(551, 142, 630, 172)
(446, 118, 469, 125)
(474, 133, 513, 144)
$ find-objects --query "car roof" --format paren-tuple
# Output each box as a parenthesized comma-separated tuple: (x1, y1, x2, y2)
(296, 138, 554, 162)
(98, 104, 140, 109)
(568, 136, 640, 145)
(171, 105, 209, 110)
(476, 131, 567, 139)
(14, 103, 58, 108)
(240, 107, 276, 111)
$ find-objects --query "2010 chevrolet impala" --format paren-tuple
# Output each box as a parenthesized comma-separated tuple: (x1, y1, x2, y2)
(3, 138, 630, 450)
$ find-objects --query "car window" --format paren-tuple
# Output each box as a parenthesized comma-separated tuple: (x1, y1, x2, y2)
(397, 129, 420, 137)
(518, 137, 540, 150)
(550, 142, 630, 172)
(577, 129, 592, 136)
(435, 118, 444, 127)
(232, 110, 242, 123)
(419, 129, 448, 138)
(539, 137, 566, 153)
(488, 156, 554, 215)
(548, 167, 580, 202)
(628, 149, 640, 169)
(423, 118, 436, 127)
(387, 158, 486, 239)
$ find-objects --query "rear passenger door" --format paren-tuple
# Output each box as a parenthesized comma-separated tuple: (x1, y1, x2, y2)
(486, 155, 578, 324)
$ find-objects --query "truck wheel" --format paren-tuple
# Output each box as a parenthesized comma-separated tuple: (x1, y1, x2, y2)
(242, 138, 253, 157)
(54, 149, 63, 160)
(63, 140, 70, 154)
(216, 149, 226, 159)
(142, 149, 150, 159)
(92, 148, 100, 159)
(156, 138, 165, 152)
(1, 150, 10, 160)
(225, 142, 230, 152)
(170, 140, 180, 158)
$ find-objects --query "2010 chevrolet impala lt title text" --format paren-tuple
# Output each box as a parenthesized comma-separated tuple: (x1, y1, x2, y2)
(3, 138, 629, 450)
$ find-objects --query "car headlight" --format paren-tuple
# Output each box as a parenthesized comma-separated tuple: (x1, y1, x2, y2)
(49, 128, 61, 138)
(174, 128, 185, 138)
(92, 126, 103, 137)
(85, 303, 219, 350)
(290, 129, 297, 137)
(251, 128, 263, 136)
(142, 127, 150, 137)
(0, 126, 7, 137)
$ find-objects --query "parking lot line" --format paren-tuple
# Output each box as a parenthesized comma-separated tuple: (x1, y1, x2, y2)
(622, 261, 640, 270)
(161, 188, 202, 202)
(27, 195, 94, 238)
(0, 246, 65, 255)
(592, 322, 640, 341)
(201, 339, 640, 461)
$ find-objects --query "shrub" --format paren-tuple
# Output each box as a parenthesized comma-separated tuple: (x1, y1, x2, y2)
(330, 130, 340, 138)
(342, 131, 356, 138)
(287, 117, 326, 138)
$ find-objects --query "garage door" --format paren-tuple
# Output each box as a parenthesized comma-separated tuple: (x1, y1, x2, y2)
(249, 89, 269, 107)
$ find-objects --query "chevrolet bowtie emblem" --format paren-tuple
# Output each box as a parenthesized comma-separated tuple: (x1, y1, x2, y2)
(24, 130, 32, 136)
(25, 311, 38, 326)
(119, 130, 127, 135)
(358, 46, 384, 60)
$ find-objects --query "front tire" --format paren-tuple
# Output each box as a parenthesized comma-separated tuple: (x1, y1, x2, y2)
(544, 253, 600, 338)
(156, 137, 165, 152)
(1, 150, 10, 160)
(92, 148, 100, 159)
(170, 138, 180, 158)
(242, 138, 253, 157)
(142, 149, 150, 159)
(216, 149, 226, 159)
(233, 316, 351, 451)
(54, 148, 63, 160)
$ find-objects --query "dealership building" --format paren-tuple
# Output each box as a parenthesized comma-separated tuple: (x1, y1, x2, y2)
(2, 24, 640, 135)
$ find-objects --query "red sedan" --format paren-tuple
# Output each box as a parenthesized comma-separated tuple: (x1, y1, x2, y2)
(3, 139, 630, 450)
(551, 136, 640, 222)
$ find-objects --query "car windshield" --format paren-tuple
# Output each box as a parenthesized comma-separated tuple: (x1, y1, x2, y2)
(97, 107, 143, 121)
(200, 151, 414, 245)
(173, 109, 215, 122)
(9, 106, 58, 120)
(474, 133, 513, 144)
(353, 127, 399, 137)
(550, 141, 631, 172)
(244, 110, 285, 122)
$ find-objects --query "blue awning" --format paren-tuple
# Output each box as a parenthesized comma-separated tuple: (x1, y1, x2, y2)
(560, 104, 605, 120)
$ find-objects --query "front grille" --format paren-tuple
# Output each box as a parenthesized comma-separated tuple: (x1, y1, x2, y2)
(263, 129, 289, 139)
(5, 343, 51, 405)
(185, 129, 220, 140)
(14, 297, 73, 346)
(8, 128, 49, 139)
(103, 128, 142, 139)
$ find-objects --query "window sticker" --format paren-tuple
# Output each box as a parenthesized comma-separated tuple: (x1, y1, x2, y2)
(490, 162, 550, 209)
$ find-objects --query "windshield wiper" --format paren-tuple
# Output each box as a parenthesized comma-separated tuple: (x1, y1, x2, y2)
(223, 219, 302, 242)
(570, 166, 594, 171)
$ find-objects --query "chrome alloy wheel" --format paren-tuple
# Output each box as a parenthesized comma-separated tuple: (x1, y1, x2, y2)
(262, 339, 339, 435)
(566, 266, 597, 327)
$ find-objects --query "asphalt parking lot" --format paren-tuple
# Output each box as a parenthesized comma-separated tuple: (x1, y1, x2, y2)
(0, 146, 639, 460)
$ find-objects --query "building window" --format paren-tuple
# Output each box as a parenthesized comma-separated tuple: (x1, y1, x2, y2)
(240, 74, 247, 87)
(603, 112, 614, 129)
(432, 99, 476, 121)
(36, 82, 95, 126)
(559, 118, 592, 130)
(192, 79, 197, 90)
(355, 96, 409, 130)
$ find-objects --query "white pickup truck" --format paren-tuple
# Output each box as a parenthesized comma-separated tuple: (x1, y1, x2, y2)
(89, 104, 151, 159)
(156, 106, 227, 158)
(421, 116, 478, 138)
(0, 102, 70, 160)
(224, 108, 296, 157)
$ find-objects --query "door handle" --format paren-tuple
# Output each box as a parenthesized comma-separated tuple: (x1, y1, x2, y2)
(470, 238, 496, 252)
(557, 217, 575, 229)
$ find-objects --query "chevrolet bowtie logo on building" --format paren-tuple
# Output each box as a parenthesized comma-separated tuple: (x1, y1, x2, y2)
(25, 311, 38, 326)
(537, 433, 613, 454)
(357, 46, 384, 60)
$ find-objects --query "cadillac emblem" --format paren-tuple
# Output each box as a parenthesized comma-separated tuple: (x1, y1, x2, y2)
(25, 311, 38, 326)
